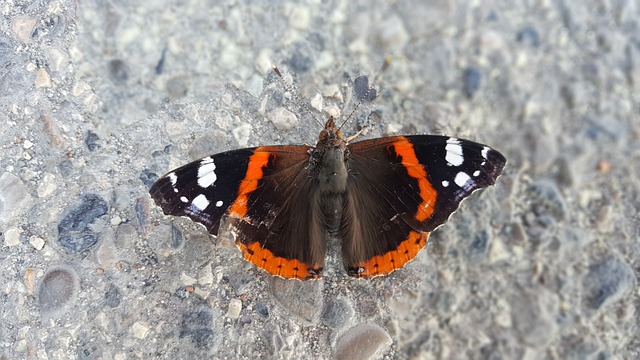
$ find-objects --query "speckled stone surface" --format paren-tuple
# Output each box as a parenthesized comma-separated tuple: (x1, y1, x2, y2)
(0, 0, 638, 359)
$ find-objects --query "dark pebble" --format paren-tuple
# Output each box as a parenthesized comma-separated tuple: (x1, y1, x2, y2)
(583, 256, 637, 311)
(517, 26, 541, 47)
(57, 158, 73, 177)
(108, 59, 129, 84)
(85, 130, 100, 151)
(466, 230, 490, 262)
(321, 298, 353, 329)
(105, 284, 122, 308)
(139, 168, 158, 188)
(353, 75, 377, 102)
(58, 194, 108, 253)
(38, 266, 79, 316)
(255, 303, 269, 317)
(463, 66, 482, 98)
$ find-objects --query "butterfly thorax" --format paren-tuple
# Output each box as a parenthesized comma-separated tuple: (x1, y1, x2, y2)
(311, 117, 349, 195)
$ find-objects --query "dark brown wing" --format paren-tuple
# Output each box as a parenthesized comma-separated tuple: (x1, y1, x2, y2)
(341, 135, 506, 277)
(150, 145, 325, 280)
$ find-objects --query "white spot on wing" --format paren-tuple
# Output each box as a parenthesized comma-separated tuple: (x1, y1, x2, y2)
(454, 171, 472, 188)
(445, 138, 464, 166)
(192, 194, 210, 211)
(180, 196, 188, 203)
(197, 157, 217, 188)
(481, 146, 490, 160)
(168, 172, 178, 186)
(473, 170, 481, 177)
(442, 180, 450, 187)
(215, 200, 223, 207)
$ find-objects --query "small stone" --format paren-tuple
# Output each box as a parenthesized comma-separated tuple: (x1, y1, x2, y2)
(22, 140, 33, 149)
(583, 256, 637, 311)
(511, 288, 559, 348)
(58, 194, 108, 253)
(11, 16, 37, 42)
(180, 272, 197, 286)
(45, 47, 69, 73)
(270, 277, 323, 324)
(110, 215, 122, 226)
(232, 123, 252, 147)
(267, 107, 298, 130)
(321, 298, 354, 329)
(463, 66, 482, 98)
(322, 84, 342, 101)
(130, 321, 150, 339)
(377, 15, 409, 51)
(0, 172, 32, 223)
(516, 26, 541, 47)
(23, 269, 36, 296)
(226, 299, 242, 319)
(310, 93, 323, 112)
(254, 48, 273, 75)
(334, 323, 392, 360)
(4, 227, 21, 247)
(198, 262, 213, 286)
(285, 4, 311, 30)
(37, 173, 57, 197)
(39, 266, 79, 317)
(35, 68, 52, 88)
(105, 284, 122, 308)
(29, 236, 45, 250)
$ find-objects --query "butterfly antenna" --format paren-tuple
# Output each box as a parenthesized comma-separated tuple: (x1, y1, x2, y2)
(338, 56, 392, 131)
(272, 65, 324, 128)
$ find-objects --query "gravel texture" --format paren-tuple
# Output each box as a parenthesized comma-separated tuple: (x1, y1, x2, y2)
(0, 0, 638, 359)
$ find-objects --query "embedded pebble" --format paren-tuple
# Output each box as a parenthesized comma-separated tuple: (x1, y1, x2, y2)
(85, 130, 100, 151)
(130, 321, 150, 339)
(583, 256, 637, 311)
(4, 227, 21, 247)
(180, 310, 215, 349)
(334, 323, 392, 360)
(232, 123, 252, 147)
(22, 140, 33, 149)
(35, 68, 52, 88)
(285, 4, 311, 30)
(254, 48, 273, 74)
(29, 236, 45, 250)
(226, 299, 242, 319)
(23, 269, 36, 296)
(270, 277, 322, 324)
(463, 66, 482, 98)
(38, 266, 79, 316)
(105, 284, 122, 308)
(44, 47, 69, 72)
(0, 172, 31, 222)
(37, 173, 57, 197)
(267, 107, 298, 130)
(321, 298, 354, 329)
(516, 26, 541, 47)
(511, 288, 559, 348)
(377, 15, 409, 51)
(11, 16, 36, 42)
(57, 194, 109, 253)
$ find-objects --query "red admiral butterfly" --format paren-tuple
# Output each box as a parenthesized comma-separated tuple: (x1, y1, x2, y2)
(150, 76, 506, 280)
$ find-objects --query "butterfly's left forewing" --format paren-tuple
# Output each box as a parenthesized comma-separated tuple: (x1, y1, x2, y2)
(342, 135, 506, 278)
(150, 145, 327, 280)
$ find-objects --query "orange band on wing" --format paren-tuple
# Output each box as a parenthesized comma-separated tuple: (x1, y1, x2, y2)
(237, 241, 322, 280)
(351, 231, 429, 278)
(228, 149, 272, 218)
(390, 139, 437, 222)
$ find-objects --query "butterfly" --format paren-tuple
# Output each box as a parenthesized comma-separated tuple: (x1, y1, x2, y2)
(149, 112, 506, 280)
